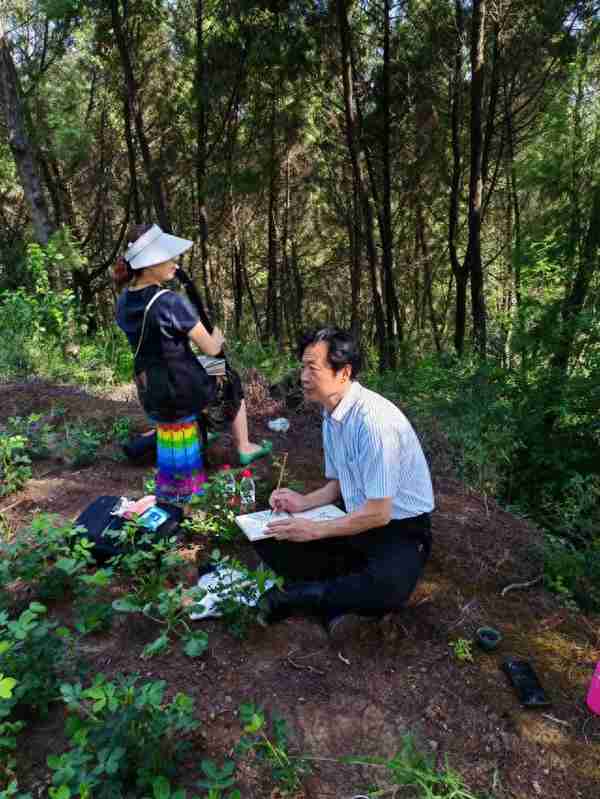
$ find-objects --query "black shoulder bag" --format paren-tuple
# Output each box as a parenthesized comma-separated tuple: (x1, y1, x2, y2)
(133, 288, 216, 423)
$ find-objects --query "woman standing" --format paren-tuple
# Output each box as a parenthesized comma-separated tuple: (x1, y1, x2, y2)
(114, 223, 271, 505)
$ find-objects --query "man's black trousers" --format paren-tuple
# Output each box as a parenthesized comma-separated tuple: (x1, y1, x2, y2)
(254, 513, 431, 618)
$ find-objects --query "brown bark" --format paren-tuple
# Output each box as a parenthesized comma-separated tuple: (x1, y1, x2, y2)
(336, 0, 387, 369)
(265, 93, 280, 342)
(195, 0, 215, 319)
(449, 0, 468, 355)
(0, 21, 55, 246)
(468, 0, 487, 357)
(110, 0, 170, 231)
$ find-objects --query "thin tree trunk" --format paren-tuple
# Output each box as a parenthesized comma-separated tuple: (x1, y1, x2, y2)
(336, 0, 387, 369)
(468, 0, 487, 357)
(0, 21, 55, 247)
(122, 92, 142, 223)
(110, 0, 170, 231)
(349, 173, 362, 342)
(195, 0, 215, 319)
(416, 203, 442, 353)
(503, 75, 521, 306)
(381, 0, 399, 364)
(265, 92, 279, 342)
(449, 0, 467, 355)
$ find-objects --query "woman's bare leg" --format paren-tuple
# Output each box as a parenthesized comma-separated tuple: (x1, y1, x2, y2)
(231, 399, 262, 455)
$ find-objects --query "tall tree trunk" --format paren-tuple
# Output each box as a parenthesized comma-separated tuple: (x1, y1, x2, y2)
(416, 202, 442, 353)
(336, 0, 387, 369)
(467, 0, 487, 356)
(449, 0, 468, 355)
(349, 173, 362, 342)
(503, 75, 521, 306)
(0, 21, 55, 247)
(265, 93, 280, 342)
(232, 240, 243, 338)
(195, 0, 215, 319)
(122, 92, 142, 223)
(110, 0, 170, 231)
(380, 0, 399, 365)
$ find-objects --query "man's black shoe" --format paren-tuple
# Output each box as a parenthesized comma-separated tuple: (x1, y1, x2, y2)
(259, 582, 326, 624)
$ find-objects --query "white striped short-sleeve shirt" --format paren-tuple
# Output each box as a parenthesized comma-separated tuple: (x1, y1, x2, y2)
(323, 381, 434, 520)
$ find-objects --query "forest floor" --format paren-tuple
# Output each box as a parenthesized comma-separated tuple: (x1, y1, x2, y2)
(1, 374, 599, 799)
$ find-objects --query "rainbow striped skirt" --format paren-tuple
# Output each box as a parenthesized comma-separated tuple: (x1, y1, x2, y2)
(155, 415, 207, 504)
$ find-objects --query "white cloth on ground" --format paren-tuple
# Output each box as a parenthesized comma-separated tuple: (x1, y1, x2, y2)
(189, 565, 275, 620)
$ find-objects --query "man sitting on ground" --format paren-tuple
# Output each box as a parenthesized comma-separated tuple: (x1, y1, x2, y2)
(256, 327, 434, 639)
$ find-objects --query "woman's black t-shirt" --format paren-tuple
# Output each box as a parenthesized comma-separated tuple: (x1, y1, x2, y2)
(116, 286, 200, 349)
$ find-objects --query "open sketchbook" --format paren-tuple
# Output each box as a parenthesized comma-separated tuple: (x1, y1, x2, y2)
(235, 504, 346, 542)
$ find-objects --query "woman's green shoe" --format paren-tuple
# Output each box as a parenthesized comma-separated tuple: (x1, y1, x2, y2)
(238, 439, 273, 466)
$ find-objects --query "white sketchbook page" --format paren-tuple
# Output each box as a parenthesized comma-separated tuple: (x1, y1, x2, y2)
(235, 504, 346, 542)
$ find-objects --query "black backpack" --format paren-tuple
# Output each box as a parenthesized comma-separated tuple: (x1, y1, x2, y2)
(133, 289, 216, 422)
(74, 495, 183, 564)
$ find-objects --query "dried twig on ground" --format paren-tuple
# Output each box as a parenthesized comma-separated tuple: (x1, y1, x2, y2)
(500, 575, 542, 596)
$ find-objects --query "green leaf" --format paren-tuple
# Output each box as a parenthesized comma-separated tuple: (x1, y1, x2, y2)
(142, 635, 170, 659)
(183, 633, 209, 658)
(152, 776, 171, 799)
(0, 674, 17, 698)
(112, 597, 141, 613)
(0, 640, 13, 655)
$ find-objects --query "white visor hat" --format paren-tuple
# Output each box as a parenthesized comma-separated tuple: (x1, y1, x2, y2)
(124, 224, 193, 270)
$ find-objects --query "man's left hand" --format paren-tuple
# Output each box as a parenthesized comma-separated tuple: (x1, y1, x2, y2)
(266, 518, 321, 542)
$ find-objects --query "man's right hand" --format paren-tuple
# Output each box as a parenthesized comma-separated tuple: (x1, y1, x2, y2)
(269, 488, 306, 514)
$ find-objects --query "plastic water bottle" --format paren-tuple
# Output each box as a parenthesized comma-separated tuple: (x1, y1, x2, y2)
(221, 467, 238, 507)
(239, 470, 256, 513)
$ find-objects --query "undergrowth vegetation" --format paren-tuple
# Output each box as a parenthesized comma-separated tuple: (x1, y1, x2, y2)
(365, 352, 600, 612)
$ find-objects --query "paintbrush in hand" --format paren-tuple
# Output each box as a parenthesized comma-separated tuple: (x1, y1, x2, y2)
(270, 452, 288, 517)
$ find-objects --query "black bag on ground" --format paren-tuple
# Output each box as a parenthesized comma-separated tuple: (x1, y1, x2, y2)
(74, 496, 183, 564)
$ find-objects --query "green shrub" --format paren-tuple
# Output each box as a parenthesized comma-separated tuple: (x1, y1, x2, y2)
(348, 733, 482, 798)
(544, 534, 600, 612)
(0, 602, 72, 718)
(6, 415, 55, 460)
(0, 514, 94, 602)
(49, 674, 197, 798)
(0, 435, 31, 498)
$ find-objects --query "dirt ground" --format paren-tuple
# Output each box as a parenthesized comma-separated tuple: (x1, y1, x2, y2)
(1, 376, 599, 798)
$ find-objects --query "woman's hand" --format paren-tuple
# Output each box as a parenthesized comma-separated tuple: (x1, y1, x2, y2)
(269, 488, 307, 514)
(211, 326, 225, 352)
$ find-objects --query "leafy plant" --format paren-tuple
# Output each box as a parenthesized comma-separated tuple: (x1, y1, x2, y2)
(348, 734, 482, 798)
(236, 703, 310, 794)
(198, 551, 282, 639)
(0, 602, 73, 717)
(449, 639, 474, 664)
(59, 424, 104, 467)
(183, 468, 246, 543)
(74, 569, 115, 635)
(115, 583, 209, 660)
(111, 417, 133, 446)
(6, 414, 55, 460)
(196, 760, 240, 799)
(0, 514, 95, 602)
(108, 518, 186, 610)
(0, 434, 32, 497)
(49, 674, 198, 798)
